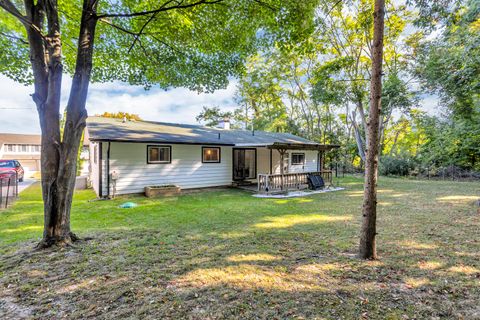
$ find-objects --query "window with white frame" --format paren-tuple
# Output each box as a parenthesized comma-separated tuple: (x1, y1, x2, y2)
(291, 153, 305, 165)
(147, 145, 171, 164)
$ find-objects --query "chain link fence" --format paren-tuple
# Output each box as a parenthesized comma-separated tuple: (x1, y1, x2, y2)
(330, 161, 480, 182)
(0, 172, 19, 209)
(412, 165, 480, 181)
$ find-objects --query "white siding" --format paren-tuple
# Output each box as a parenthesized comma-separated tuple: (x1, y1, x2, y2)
(256, 149, 318, 175)
(288, 150, 318, 173)
(89, 141, 321, 197)
(89, 142, 101, 196)
(254, 148, 319, 177)
(256, 148, 271, 175)
(102, 143, 233, 195)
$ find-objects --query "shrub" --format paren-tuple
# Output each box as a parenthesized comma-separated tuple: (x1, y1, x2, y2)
(379, 156, 414, 176)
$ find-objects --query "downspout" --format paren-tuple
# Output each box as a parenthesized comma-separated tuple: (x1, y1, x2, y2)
(99, 142, 103, 198)
(106, 142, 111, 198)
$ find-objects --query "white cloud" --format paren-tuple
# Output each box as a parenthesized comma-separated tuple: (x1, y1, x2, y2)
(0, 75, 238, 134)
(0, 73, 442, 135)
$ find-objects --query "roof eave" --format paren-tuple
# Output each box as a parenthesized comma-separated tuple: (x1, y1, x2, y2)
(88, 138, 235, 146)
(267, 142, 340, 151)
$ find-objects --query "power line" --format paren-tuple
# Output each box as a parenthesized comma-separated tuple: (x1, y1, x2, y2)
(0, 107, 34, 110)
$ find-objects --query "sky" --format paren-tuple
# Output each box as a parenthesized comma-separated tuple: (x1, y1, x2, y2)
(0, 75, 239, 134)
(0, 74, 440, 135)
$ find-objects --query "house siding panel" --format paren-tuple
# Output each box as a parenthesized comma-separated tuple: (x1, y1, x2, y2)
(251, 148, 318, 178)
(104, 143, 233, 195)
(88, 140, 321, 197)
(288, 150, 318, 173)
(261, 149, 318, 174)
(89, 142, 99, 195)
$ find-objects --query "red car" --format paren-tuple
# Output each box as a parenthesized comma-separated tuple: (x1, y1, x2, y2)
(0, 160, 24, 182)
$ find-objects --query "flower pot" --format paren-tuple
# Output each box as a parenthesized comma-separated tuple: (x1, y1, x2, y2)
(144, 185, 181, 197)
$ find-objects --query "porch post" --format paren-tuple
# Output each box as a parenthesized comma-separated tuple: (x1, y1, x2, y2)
(278, 149, 286, 190)
(279, 149, 285, 175)
(269, 148, 272, 174)
(317, 150, 320, 171)
(319, 151, 324, 172)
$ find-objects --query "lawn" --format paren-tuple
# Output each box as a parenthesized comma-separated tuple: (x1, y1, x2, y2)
(0, 176, 479, 319)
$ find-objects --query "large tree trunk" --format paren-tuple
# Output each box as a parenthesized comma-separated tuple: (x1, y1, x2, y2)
(20, 0, 98, 248)
(359, 0, 385, 260)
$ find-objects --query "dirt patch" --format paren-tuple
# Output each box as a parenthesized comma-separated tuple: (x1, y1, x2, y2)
(0, 296, 33, 319)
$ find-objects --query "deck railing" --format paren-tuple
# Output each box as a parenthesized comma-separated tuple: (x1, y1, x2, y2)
(257, 171, 332, 193)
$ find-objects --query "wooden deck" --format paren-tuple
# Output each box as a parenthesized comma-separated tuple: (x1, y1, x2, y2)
(257, 171, 333, 193)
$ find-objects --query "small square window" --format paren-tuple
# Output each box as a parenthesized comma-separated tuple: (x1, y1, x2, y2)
(147, 145, 171, 164)
(291, 153, 305, 165)
(202, 147, 220, 163)
(20, 145, 27, 152)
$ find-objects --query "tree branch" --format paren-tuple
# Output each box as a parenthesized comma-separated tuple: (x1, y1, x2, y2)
(0, 30, 28, 44)
(127, 10, 161, 53)
(252, 0, 278, 11)
(98, 18, 137, 36)
(0, 0, 31, 26)
(96, 0, 224, 19)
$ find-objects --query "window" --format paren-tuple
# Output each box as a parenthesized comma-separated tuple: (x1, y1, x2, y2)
(33, 145, 41, 152)
(202, 147, 221, 163)
(6, 144, 15, 152)
(291, 153, 305, 165)
(147, 145, 171, 164)
(20, 145, 27, 152)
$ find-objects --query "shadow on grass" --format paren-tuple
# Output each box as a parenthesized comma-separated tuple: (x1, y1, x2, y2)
(1, 176, 480, 318)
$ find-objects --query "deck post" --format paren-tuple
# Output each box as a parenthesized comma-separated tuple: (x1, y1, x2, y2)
(278, 149, 287, 190)
(269, 149, 272, 174)
(319, 151, 324, 171)
(317, 150, 320, 171)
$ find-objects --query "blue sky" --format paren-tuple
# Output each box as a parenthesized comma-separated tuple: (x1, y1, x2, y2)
(0, 74, 440, 134)
(0, 75, 239, 134)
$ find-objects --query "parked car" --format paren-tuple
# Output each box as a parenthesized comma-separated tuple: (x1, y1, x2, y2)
(0, 160, 24, 182)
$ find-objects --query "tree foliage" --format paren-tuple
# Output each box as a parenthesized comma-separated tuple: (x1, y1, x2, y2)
(196, 0, 479, 175)
(97, 112, 142, 121)
(0, 0, 322, 247)
(196, 106, 235, 127)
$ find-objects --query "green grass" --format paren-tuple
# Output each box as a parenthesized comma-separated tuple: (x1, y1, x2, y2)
(0, 176, 479, 319)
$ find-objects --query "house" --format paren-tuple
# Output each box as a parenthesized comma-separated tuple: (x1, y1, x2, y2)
(0, 133, 42, 171)
(85, 117, 339, 197)
(0, 133, 91, 174)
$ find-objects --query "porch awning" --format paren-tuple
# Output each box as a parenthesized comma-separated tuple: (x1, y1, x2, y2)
(266, 142, 340, 151)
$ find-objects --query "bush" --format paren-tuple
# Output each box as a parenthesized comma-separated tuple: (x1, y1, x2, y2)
(379, 156, 414, 176)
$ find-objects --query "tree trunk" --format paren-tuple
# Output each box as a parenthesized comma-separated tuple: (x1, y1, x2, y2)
(359, 0, 385, 260)
(22, 0, 99, 248)
(351, 110, 366, 162)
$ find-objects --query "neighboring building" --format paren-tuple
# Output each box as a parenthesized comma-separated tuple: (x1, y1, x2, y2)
(86, 117, 339, 197)
(0, 133, 41, 171)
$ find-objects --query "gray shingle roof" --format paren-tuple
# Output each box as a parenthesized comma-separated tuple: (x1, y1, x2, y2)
(86, 117, 325, 147)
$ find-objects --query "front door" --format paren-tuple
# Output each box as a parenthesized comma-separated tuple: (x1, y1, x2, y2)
(233, 149, 256, 180)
